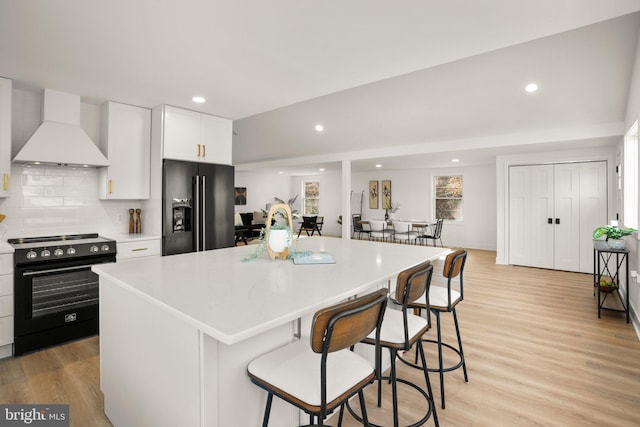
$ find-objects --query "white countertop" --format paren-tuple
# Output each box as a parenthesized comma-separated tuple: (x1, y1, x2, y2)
(0, 243, 14, 254)
(93, 237, 449, 345)
(102, 233, 161, 243)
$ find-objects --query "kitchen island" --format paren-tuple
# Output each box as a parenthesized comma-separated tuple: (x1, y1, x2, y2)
(93, 237, 449, 427)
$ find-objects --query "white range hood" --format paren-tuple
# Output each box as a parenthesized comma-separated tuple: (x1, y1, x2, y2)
(13, 89, 109, 167)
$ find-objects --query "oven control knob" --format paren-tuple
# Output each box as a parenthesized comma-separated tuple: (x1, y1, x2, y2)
(26, 250, 38, 260)
(90, 245, 99, 253)
(67, 247, 76, 255)
(101, 244, 110, 252)
(54, 248, 64, 256)
(41, 249, 51, 257)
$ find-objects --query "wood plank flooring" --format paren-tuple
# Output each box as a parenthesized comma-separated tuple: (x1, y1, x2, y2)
(0, 249, 638, 426)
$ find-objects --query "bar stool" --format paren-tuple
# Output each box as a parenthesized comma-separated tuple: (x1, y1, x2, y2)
(247, 288, 388, 427)
(348, 260, 439, 427)
(401, 249, 469, 409)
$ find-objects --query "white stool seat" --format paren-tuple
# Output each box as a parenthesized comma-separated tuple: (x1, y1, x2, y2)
(248, 338, 374, 407)
(429, 285, 461, 309)
(367, 308, 428, 346)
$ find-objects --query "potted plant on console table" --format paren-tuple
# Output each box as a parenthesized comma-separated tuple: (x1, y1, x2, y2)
(592, 224, 637, 250)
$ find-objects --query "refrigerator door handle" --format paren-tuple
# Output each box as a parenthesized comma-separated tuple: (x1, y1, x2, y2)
(201, 175, 206, 250)
(195, 175, 200, 252)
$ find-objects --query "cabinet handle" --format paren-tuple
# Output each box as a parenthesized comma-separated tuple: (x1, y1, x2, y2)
(131, 247, 148, 252)
(109, 179, 113, 194)
(197, 144, 201, 157)
(3, 173, 7, 191)
(548, 218, 552, 224)
(555, 218, 560, 225)
(202, 144, 206, 158)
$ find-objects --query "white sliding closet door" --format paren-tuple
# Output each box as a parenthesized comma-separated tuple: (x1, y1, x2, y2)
(553, 163, 581, 272)
(508, 161, 607, 273)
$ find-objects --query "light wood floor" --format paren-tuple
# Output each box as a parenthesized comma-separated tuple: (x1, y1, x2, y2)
(1, 249, 639, 426)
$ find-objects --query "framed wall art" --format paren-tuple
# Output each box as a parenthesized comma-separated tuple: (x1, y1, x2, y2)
(381, 180, 392, 209)
(234, 187, 247, 205)
(369, 181, 378, 209)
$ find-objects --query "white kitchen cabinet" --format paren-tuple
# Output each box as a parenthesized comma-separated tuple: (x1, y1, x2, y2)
(509, 161, 607, 273)
(99, 102, 151, 199)
(0, 78, 11, 198)
(0, 252, 13, 355)
(116, 237, 161, 261)
(162, 105, 232, 165)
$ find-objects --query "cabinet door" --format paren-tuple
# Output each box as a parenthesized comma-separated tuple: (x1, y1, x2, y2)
(200, 114, 232, 165)
(99, 102, 151, 199)
(553, 163, 580, 272)
(163, 106, 201, 162)
(0, 78, 11, 198)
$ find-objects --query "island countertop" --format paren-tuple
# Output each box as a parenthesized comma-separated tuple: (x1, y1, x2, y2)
(93, 237, 449, 345)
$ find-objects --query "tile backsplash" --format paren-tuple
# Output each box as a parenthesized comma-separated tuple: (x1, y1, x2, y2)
(0, 165, 139, 240)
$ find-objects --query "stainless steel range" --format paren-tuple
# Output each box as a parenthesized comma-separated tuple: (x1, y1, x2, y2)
(8, 233, 116, 356)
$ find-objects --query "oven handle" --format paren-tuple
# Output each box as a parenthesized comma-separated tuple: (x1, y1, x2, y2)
(22, 264, 93, 276)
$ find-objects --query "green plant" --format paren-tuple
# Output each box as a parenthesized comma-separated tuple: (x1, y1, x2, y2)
(592, 225, 637, 240)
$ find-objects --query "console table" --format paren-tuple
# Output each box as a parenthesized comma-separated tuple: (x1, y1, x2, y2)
(593, 240, 629, 323)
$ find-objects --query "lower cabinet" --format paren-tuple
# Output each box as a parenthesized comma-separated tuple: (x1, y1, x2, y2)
(0, 252, 14, 357)
(116, 237, 161, 261)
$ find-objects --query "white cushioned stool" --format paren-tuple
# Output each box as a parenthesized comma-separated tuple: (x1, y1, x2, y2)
(247, 288, 388, 427)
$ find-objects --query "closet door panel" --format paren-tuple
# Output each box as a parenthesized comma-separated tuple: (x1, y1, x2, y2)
(579, 161, 608, 273)
(530, 165, 554, 269)
(509, 166, 531, 266)
(553, 164, 581, 272)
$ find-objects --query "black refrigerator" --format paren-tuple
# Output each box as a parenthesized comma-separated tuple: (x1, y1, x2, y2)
(162, 159, 235, 255)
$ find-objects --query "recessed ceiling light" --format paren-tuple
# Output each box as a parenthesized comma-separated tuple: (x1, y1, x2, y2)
(315, 124, 324, 132)
(319, 168, 325, 172)
(375, 164, 382, 168)
(192, 96, 206, 103)
(83, 164, 89, 168)
(452, 158, 460, 163)
(34, 161, 40, 165)
(278, 171, 284, 175)
(525, 83, 538, 93)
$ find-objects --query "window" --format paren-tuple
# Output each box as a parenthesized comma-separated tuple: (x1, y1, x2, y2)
(434, 175, 463, 220)
(624, 121, 638, 230)
(303, 181, 320, 215)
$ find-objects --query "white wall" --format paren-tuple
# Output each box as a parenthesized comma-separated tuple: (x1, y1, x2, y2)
(234, 170, 293, 213)
(622, 26, 640, 335)
(290, 173, 343, 237)
(352, 164, 497, 250)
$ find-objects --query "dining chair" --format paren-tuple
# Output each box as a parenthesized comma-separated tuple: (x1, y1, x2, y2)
(352, 214, 370, 239)
(368, 219, 392, 242)
(298, 215, 321, 237)
(347, 260, 439, 427)
(247, 288, 388, 427)
(419, 218, 444, 247)
(392, 221, 419, 245)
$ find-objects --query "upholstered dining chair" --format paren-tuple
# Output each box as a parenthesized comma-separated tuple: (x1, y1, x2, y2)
(247, 288, 388, 427)
(368, 219, 392, 242)
(392, 221, 419, 245)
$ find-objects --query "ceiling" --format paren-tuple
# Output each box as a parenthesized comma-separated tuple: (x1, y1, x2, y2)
(1, 1, 640, 173)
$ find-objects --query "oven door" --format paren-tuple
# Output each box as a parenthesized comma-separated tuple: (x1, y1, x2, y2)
(14, 255, 115, 345)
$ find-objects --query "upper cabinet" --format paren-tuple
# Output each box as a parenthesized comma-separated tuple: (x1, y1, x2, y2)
(99, 102, 151, 199)
(162, 105, 232, 165)
(0, 78, 11, 198)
